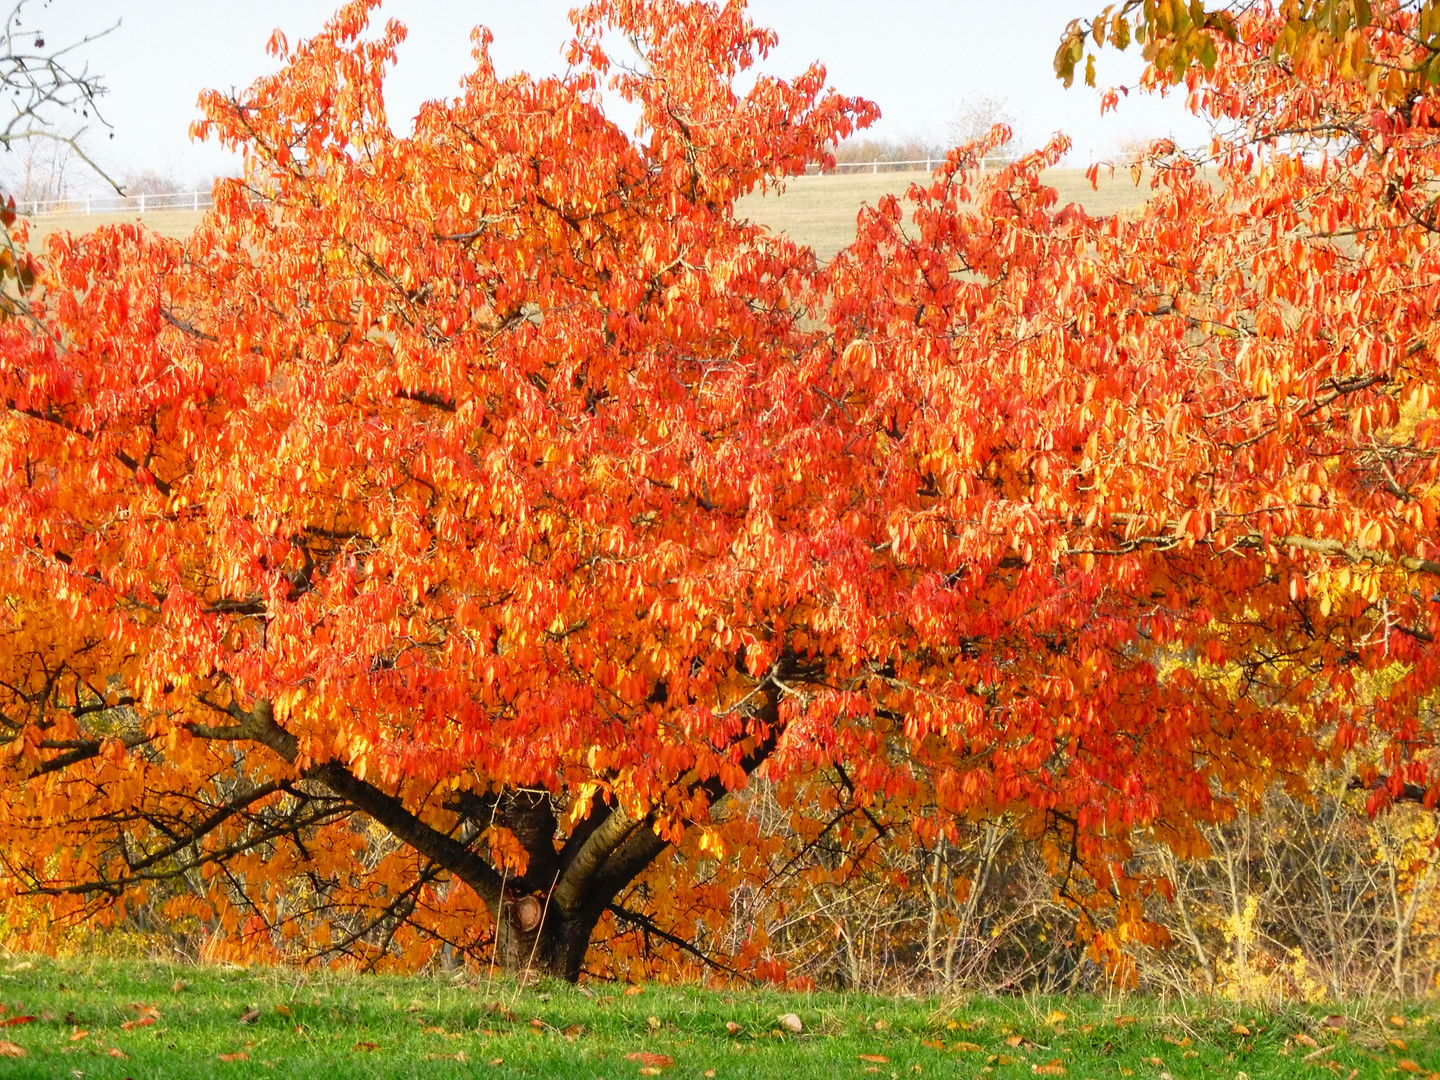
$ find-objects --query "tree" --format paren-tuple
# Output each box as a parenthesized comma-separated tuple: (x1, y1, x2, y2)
(0, 0, 116, 318)
(4, 0, 1440, 983)
(1058, 0, 1440, 99)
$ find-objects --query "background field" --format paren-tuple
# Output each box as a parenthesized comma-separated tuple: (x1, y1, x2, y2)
(26, 168, 1153, 259)
(0, 956, 1432, 1079)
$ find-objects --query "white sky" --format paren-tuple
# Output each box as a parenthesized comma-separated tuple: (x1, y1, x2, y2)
(44, 0, 1209, 192)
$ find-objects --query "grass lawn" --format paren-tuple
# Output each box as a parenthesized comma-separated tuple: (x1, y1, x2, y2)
(0, 956, 1433, 1078)
(26, 167, 1156, 260)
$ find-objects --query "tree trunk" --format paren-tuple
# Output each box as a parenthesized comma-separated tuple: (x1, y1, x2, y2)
(493, 893, 607, 981)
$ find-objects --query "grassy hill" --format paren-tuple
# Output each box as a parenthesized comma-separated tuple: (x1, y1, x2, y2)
(26, 168, 1155, 260)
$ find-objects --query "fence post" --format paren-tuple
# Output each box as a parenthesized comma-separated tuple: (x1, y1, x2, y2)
(86, 196, 91, 215)
(873, 161, 878, 174)
(193, 190, 199, 211)
(139, 193, 146, 215)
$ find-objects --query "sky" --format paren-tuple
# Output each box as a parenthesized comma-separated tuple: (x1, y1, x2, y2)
(42, 0, 1211, 194)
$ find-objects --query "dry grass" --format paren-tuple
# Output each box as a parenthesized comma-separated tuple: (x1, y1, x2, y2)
(737, 167, 1157, 261)
(24, 168, 1158, 261)
(28, 209, 206, 246)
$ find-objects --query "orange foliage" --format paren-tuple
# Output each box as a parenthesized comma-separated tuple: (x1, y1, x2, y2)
(2, 0, 1440, 980)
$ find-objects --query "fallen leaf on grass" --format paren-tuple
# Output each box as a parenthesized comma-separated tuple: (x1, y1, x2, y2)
(275, 1004, 292, 1018)
(626, 1051, 675, 1067)
(1113, 1015, 1137, 1027)
(1323, 1015, 1347, 1030)
(426, 1050, 470, 1063)
(1398, 1061, 1421, 1074)
(1232, 1023, 1251, 1036)
(1, 1016, 35, 1026)
(1033, 1061, 1066, 1076)
(238, 1007, 261, 1024)
(107, 1047, 128, 1059)
(353, 1041, 379, 1051)
(1006, 1035, 1025, 1047)
(647, 1015, 662, 1031)
(1046, 1010, 1067, 1025)
(995, 1054, 1021, 1066)
(0, 1041, 24, 1057)
(1162, 1035, 1190, 1047)
(624, 985, 645, 996)
(1142, 1056, 1163, 1067)
(563, 1024, 586, 1040)
(488, 1058, 504, 1066)
(68, 1029, 87, 1042)
(218, 1051, 249, 1063)
(859, 1054, 889, 1063)
(777, 1013, 803, 1033)
(638, 1070, 662, 1077)
(1391, 1038, 1409, 1050)
(1392, 1016, 1410, 1029)
(172, 979, 188, 993)
(1295, 1033, 1319, 1048)
(952, 1041, 984, 1052)
(725, 1021, 742, 1035)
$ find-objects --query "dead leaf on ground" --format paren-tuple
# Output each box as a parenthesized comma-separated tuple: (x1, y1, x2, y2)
(725, 1021, 742, 1034)
(777, 1013, 803, 1033)
(106, 1047, 128, 1059)
(353, 1040, 379, 1051)
(953, 1041, 984, 1052)
(646, 1015, 661, 1031)
(1006, 1035, 1025, 1047)
(68, 1029, 87, 1042)
(238, 1007, 261, 1024)
(0, 1041, 24, 1057)
(1295, 1032, 1319, 1048)
(1033, 1062, 1067, 1076)
(1046, 1010, 1067, 1025)
(1142, 1056, 1163, 1067)
(0, 1016, 35, 1026)
(1391, 1015, 1410, 1029)
(1114, 1015, 1137, 1027)
(1323, 1015, 1347, 1030)
(859, 1054, 889, 1063)
(218, 1051, 249, 1063)
(171, 979, 188, 993)
(1232, 1023, 1251, 1036)
(624, 985, 645, 996)
(563, 1024, 586, 1040)
(625, 1051, 675, 1067)
(1398, 1060, 1421, 1073)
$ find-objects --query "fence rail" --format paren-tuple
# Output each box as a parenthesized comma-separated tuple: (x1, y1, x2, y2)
(18, 189, 215, 218)
(810, 156, 1019, 175)
(18, 158, 1028, 217)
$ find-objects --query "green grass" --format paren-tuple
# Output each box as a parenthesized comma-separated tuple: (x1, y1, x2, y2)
(0, 956, 1434, 1078)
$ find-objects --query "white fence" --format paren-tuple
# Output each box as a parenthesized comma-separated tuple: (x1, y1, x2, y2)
(809, 156, 1019, 175)
(18, 189, 215, 218)
(18, 157, 1026, 217)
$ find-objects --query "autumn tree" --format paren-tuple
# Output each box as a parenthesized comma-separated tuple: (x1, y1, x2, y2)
(5, 0, 1440, 983)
